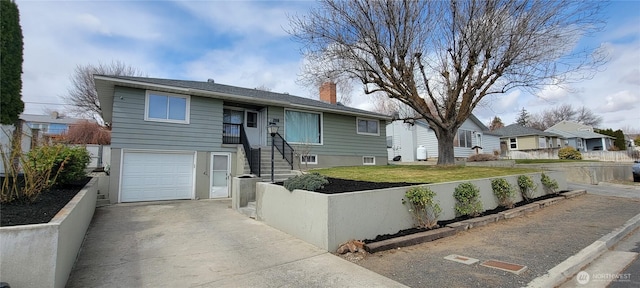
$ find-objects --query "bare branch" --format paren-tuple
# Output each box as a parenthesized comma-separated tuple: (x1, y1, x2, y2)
(290, 0, 607, 164)
(63, 60, 146, 125)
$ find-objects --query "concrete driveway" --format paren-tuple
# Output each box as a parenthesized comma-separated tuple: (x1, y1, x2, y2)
(67, 199, 405, 288)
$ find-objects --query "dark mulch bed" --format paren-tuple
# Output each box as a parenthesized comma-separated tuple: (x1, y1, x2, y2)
(277, 177, 423, 194)
(1, 177, 91, 227)
(364, 190, 570, 244)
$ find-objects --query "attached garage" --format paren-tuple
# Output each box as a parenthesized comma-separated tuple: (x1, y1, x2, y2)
(120, 150, 195, 202)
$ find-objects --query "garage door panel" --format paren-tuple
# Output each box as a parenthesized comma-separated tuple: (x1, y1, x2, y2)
(121, 151, 194, 202)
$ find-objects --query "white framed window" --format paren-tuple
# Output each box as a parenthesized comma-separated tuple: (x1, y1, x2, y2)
(300, 155, 318, 165)
(145, 91, 190, 124)
(357, 118, 380, 135)
(577, 139, 583, 148)
(246, 111, 258, 128)
(510, 138, 517, 149)
(284, 109, 323, 144)
(363, 156, 375, 165)
(454, 129, 473, 148)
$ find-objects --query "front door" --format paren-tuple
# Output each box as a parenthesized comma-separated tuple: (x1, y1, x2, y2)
(244, 110, 262, 146)
(210, 153, 230, 198)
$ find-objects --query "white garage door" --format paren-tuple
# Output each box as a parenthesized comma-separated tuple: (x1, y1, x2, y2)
(121, 151, 194, 202)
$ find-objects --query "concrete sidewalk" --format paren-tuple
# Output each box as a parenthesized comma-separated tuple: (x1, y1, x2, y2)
(67, 199, 406, 288)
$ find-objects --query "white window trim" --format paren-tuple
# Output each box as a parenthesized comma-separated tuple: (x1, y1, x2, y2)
(456, 129, 473, 148)
(363, 156, 375, 165)
(356, 117, 380, 136)
(284, 108, 324, 145)
(300, 154, 318, 165)
(144, 90, 190, 124)
(509, 138, 518, 150)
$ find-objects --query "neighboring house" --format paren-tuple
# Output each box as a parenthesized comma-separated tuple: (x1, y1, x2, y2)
(95, 76, 391, 203)
(20, 112, 85, 136)
(625, 133, 639, 149)
(493, 124, 564, 152)
(545, 121, 614, 152)
(386, 114, 501, 162)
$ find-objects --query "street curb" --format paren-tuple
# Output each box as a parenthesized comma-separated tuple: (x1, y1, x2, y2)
(525, 212, 640, 288)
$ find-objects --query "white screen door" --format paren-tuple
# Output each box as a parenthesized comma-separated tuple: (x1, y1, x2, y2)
(210, 153, 230, 198)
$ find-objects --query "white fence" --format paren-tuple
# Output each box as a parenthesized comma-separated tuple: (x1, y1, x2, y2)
(82, 144, 111, 169)
(506, 148, 639, 162)
(582, 150, 639, 162)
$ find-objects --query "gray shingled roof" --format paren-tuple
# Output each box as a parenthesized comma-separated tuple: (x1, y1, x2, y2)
(98, 75, 390, 119)
(545, 128, 613, 139)
(492, 124, 562, 138)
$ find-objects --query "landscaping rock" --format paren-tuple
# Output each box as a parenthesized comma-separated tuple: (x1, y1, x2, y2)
(336, 240, 364, 254)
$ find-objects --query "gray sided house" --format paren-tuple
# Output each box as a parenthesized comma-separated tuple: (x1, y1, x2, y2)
(493, 124, 564, 152)
(95, 76, 390, 203)
(386, 114, 501, 162)
(545, 120, 615, 152)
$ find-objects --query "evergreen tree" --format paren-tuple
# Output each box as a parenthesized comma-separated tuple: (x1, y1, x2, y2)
(515, 108, 529, 127)
(0, 0, 25, 124)
(595, 128, 626, 150)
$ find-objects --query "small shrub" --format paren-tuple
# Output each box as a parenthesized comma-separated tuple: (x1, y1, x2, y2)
(402, 186, 441, 229)
(517, 175, 537, 201)
(491, 178, 515, 208)
(54, 145, 91, 185)
(558, 146, 582, 160)
(467, 153, 498, 162)
(1, 143, 65, 203)
(453, 182, 483, 217)
(540, 172, 559, 194)
(283, 172, 329, 192)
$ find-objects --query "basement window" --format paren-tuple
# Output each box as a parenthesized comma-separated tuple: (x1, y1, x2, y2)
(300, 155, 318, 165)
(363, 156, 375, 165)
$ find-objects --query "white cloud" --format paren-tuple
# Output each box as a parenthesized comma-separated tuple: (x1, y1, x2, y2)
(12, 0, 640, 132)
(599, 90, 639, 113)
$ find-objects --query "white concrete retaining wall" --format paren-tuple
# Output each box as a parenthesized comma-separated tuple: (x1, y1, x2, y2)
(0, 178, 98, 288)
(517, 162, 632, 184)
(256, 171, 566, 252)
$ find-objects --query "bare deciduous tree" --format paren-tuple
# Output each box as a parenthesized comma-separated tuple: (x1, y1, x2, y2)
(528, 104, 602, 130)
(64, 60, 145, 126)
(289, 0, 606, 165)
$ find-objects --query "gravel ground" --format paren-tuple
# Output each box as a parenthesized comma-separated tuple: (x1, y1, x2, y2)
(353, 194, 640, 288)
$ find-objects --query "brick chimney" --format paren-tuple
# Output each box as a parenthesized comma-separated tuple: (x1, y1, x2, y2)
(319, 82, 337, 104)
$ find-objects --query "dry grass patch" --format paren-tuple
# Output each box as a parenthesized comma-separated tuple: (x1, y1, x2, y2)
(312, 165, 540, 183)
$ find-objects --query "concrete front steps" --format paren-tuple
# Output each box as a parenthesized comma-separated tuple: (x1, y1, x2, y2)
(238, 201, 257, 219)
(242, 147, 299, 182)
(96, 193, 110, 207)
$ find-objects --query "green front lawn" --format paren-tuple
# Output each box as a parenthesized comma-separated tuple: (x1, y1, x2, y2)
(312, 165, 540, 183)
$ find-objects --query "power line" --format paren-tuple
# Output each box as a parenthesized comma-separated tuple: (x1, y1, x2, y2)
(23, 101, 69, 106)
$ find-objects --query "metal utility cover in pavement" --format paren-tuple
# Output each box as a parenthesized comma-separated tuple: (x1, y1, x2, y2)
(481, 260, 528, 275)
(444, 254, 479, 265)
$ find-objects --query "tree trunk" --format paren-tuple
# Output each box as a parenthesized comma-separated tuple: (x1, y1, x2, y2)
(10, 119, 23, 175)
(434, 126, 456, 165)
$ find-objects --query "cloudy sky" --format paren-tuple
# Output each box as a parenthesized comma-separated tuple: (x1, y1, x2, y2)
(15, 0, 640, 131)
